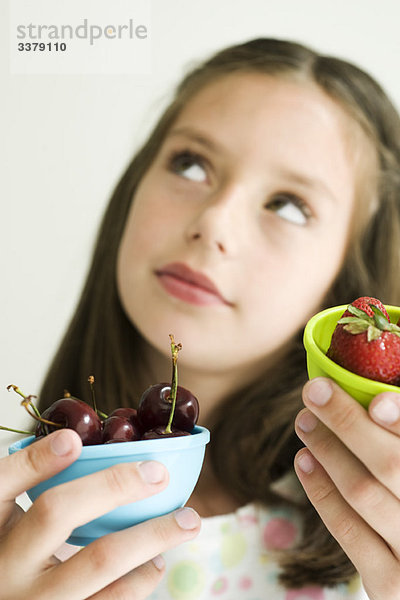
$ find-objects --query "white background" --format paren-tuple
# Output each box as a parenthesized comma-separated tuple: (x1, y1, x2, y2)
(1, 0, 400, 456)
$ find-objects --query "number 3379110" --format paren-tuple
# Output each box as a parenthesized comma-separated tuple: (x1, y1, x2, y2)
(18, 42, 67, 51)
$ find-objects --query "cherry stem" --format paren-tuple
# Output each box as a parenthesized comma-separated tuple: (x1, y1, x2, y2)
(165, 334, 182, 434)
(88, 375, 98, 415)
(0, 425, 35, 435)
(64, 388, 107, 418)
(21, 400, 62, 428)
(7, 385, 41, 418)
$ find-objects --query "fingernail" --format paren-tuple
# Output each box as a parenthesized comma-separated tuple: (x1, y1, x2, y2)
(174, 507, 200, 530)
(152, 554, 165, 571)
(50, 430, 73, 456)
(306, 378, 332, 406)
(372, 396, 400, 425)
(296, 450, 315, 474)
(137, 461, 166, 484)
(297, 410, 318, 433)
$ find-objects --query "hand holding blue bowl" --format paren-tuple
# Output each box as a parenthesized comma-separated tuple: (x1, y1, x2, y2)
(4, 335, 209, 545)
(8, 425, 209, 546)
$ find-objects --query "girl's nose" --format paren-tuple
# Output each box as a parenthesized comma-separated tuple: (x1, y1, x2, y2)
(185, 184, 245, 257)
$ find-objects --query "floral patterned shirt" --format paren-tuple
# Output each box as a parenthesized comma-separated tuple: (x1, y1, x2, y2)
(57, 502, 368, 600)
(150, 502, 367, 600)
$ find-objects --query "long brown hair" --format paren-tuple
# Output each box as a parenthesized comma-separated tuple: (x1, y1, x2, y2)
(39, 39, 400, 587)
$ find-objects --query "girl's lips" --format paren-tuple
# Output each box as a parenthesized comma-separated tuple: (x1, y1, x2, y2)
(155, 262, 232, 306)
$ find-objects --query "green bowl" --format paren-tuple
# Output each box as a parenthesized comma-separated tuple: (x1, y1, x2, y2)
(303, 304, 400, 407)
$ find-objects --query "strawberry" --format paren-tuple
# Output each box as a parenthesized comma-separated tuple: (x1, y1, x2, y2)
(327, 297, 400, 385)
(341, 296, 389, 320)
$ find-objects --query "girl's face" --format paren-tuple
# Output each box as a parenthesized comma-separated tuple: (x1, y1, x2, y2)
(117, 73, 360, 381)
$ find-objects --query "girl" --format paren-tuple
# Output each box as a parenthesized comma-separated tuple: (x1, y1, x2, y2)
(1, 38, 400, 599)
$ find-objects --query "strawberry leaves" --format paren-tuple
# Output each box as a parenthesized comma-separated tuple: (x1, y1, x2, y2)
(327, 297, 400, 386)
(337, 303, 400, 342)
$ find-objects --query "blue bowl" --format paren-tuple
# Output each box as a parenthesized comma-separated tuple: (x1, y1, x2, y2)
(9, 426, 210, 546)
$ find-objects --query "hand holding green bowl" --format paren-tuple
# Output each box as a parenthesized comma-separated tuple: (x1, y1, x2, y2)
(303, 304, 400, 407)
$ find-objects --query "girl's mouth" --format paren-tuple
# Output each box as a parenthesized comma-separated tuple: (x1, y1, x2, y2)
(155, 262, 232, 307)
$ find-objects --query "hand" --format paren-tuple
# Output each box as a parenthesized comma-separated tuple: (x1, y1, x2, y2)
(294, 377, 400, 600)
(0, 429, 201, 600)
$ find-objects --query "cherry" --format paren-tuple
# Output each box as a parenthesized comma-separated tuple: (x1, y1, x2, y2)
(110, 407, 137, 419)
(109, 407, 143, 434)
(102, 415, 141, 443)
(142, 426, 190, 440)
(138, 384, 198, 433)
(3, 336, 201, 445)
(38, 397, 103, 445)
(139, 335, 199, 439)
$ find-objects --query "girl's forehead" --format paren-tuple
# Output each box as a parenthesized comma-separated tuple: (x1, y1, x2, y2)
(169, 73, 356, 173)
(169, 72, 376, 188)
(174, 72, 345, 125)
(170, 72, 362, 165)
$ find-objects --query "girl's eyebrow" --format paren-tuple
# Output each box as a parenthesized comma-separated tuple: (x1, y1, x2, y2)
(277, 168, 337, 204)
(167, 126, 222, 153)
(167, 126, 337, 204)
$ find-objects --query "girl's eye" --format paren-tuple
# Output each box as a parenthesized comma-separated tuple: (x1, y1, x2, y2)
(265, 193, 311, 226)
(167, 150, 207, 183)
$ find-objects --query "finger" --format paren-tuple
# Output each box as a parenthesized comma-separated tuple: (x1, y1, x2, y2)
(0, 430, 82, 526)
(87, 556, 165, 600)
(6, 459, 169, 572)
(0, 503, 25, 537)
(295, 408, 400, 557)
(302, 378, 400, 497)
(37, 508, 200, 600)
(369, 392, 400, 433)
(294, 448, 400, 599)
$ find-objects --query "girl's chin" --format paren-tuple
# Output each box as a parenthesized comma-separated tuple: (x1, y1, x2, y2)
(137, 326, 266, 381)
(135, 320, 225, 369)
